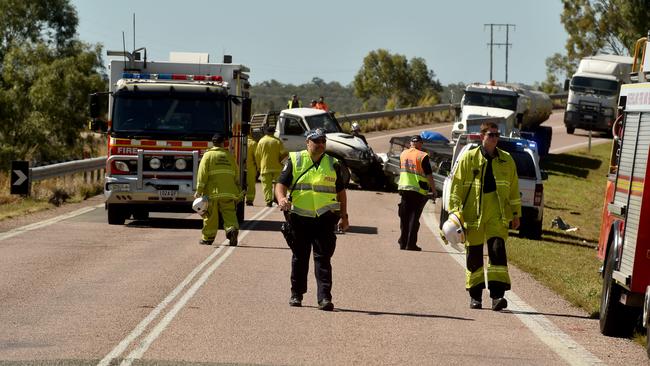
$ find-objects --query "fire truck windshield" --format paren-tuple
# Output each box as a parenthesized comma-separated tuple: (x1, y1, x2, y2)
(463, 91, 518, 112)
(112, 94, 227, 139)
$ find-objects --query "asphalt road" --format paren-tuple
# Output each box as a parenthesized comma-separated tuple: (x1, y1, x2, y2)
(0, 112, 646, 365)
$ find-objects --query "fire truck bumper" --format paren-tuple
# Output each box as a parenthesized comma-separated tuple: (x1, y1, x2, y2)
(104, 176, 195, 212)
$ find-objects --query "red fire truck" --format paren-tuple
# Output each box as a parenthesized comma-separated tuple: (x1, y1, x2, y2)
(597, 33, 650, 355)
(90, 49, 251, 225)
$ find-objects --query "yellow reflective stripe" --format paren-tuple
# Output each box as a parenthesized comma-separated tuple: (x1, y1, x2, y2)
(510, 198, 521, 205)
(292, 206, 317, 217)
(316, 203, 340, 215)
(207, 193, 239, 199)
(208, 169, 235, 176)
(466, 267, 485, 288)
(400, 167, 426, 177)
(487, 265, 511, 284)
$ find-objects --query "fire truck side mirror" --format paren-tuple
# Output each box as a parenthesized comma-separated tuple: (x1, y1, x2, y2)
(241, 122, 251, 136)
(242, 98, 252, 122)
(89, 93, 101, 118)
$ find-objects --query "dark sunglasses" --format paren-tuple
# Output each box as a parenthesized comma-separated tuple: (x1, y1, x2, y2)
(311, 138, 327, 144)
(486, 132, 501, 138)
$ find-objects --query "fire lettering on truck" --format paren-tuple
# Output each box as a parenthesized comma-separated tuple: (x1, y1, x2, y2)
(116, 147, 138, 154)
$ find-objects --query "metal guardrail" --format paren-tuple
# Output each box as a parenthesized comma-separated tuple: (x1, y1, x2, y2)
(31, 157, 106, 182)
(337, 103, 458, 123)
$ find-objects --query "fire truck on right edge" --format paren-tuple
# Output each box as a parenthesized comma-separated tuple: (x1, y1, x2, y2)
(597, 31, 650, 356)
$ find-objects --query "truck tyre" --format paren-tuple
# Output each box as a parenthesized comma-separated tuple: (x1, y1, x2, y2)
(524, 219, 542, 240)
(600, 242, 634, 336)
(566, 126, 575, 134)
(107, 204, 126, 225)
(133, 209, 149, 220)
(236, 200, 245, 223)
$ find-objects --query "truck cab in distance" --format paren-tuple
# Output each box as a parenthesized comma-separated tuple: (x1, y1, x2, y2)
(564, 54, 632, 135)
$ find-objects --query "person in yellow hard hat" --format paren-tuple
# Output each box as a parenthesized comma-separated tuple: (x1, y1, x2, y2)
(449, 121, 521, 311)
(195, 132, 241, 246)
(255, 125, 288, 207)
(275, 128, 350, 311)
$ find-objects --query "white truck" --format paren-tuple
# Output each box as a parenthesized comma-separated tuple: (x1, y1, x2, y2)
(251, 108, 384, 189)
(89, 49, 252, 224)
(564, 54, 633, 135)
(453, 82, 553, 156)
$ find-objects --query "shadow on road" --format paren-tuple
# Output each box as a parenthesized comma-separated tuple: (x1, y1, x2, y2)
(506, 309, 596, 320)
(327, 307, 475, 321)
(127, 218, 201, 229)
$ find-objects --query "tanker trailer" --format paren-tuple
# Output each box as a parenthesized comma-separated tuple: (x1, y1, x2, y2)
(514, 86, 553, 157)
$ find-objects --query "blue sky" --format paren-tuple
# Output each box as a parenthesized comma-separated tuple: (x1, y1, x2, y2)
(72, 0, 568, 87)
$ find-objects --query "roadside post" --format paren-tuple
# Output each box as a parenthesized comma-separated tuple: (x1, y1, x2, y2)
(10, 160, 30, 196)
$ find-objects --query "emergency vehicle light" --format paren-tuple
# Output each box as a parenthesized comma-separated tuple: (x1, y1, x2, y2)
(122, 73, 223, 82)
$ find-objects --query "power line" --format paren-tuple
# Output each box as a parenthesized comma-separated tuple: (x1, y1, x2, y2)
(484, 23, 515, 82)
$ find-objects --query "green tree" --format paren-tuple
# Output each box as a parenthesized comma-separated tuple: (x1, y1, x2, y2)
(0, 0, 105, 168)
(353, 49, 441, 108)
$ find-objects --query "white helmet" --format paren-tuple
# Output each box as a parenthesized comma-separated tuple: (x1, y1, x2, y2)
(192, 196, 209, 216)
(351, 122, 360, 132)
(442, 212, 465, 245)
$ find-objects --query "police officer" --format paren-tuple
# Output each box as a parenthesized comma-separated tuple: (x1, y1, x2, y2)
(449, 121, 521, 311)
(275, 128, 349, 311)
(195, 132, 241, 246)
(397, 135, 436, 251)
(350, 122, 368, 146)
(245, 133, 258, 206)
(255, 125, 287, 207)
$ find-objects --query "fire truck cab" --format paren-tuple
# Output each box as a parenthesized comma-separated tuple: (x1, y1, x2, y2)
(597, 32, 650, 355)
(90, 49, 251, 225)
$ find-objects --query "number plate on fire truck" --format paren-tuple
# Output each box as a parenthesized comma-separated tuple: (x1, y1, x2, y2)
(159, 190, 177, 199)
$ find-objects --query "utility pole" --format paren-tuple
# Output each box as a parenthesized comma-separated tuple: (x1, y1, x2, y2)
(484, 23, 515, 82)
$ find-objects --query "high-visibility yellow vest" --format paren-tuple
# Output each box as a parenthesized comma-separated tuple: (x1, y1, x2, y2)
(398, 148, 429, 195)
(290, 150, 340, 217)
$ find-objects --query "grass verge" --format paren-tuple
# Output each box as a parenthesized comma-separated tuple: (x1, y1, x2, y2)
(507, 142, 613, 317)
(0, 173, 103, 221)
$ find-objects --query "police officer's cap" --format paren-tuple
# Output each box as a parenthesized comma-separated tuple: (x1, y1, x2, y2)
(305, 128, 327, 141)
(411, 135, 423, 143)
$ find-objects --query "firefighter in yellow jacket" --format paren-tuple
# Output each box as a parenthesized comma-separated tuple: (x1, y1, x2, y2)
(195, 132, 241, 246)
(449, 121, 521, 311)
(255, 125, 288, 207)
(246, 134, 258, 206)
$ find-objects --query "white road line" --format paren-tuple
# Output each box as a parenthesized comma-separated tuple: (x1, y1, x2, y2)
(98, 206, 275, 366)
(422, 205, 604, 365)
(0, 204, 104, 242)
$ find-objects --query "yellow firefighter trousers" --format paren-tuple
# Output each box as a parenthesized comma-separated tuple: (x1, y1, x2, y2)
(464, 191, 511, 291)
(201, 197, 238, 241)
(260, 172, 280, 205)
(246, 167, 257, 202)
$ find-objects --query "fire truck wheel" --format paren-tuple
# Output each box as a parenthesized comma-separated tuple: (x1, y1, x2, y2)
(107, 204, 127, 225)
(600, 243, 634, 336)
(133, 209, 149, 221)
(566, 126, 575, 134)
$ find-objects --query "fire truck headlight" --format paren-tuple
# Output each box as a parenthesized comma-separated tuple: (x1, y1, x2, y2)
(175, 158, 187, 170)
(108, 183, 130, 192)
(115, 161, 130, 172)
(149, 158, 161, 170)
